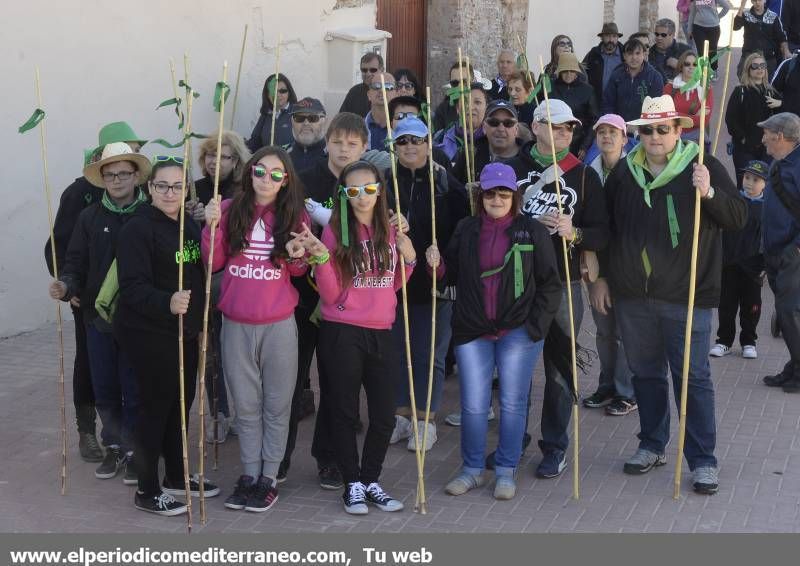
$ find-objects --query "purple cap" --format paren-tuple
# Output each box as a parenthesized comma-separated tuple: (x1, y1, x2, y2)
(479, 163, 518, 191)
(593, 113, 627, 132)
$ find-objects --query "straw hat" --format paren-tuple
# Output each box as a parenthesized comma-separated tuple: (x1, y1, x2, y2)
(83, 142, 152, 188)
(626, 95, 694, 128)
(555, 52, 583, 76)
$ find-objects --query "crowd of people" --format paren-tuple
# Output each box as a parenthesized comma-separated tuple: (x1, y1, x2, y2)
(45, 1, 800, 518)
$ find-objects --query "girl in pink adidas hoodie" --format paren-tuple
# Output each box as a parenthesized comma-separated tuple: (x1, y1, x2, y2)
(202, 146, 308, 513)
(289, 160, 415, 515)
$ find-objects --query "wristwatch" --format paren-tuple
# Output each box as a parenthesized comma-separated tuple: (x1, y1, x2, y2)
(573, 227, 584, 246)
(702, 186, 716, 200)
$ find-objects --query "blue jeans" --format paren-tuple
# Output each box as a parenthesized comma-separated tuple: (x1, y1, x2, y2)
(591, 302, 635, 399)
(393, 300, 453, 413)
(539, 282, 583, 454)
(615, 298, 717, 470)
(86, 321, 138, 453)
(455, 326, 544, 477)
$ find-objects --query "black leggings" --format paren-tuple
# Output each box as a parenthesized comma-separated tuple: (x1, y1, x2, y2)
(692, 24, 722, 72)
(717, 264, 762, 347)
(72, 307, 96, 432)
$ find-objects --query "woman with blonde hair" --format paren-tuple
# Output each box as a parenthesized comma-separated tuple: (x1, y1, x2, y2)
(196, 130, 252, 205)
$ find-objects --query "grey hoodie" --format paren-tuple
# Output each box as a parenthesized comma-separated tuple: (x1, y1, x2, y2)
(689, 0, 732, 28)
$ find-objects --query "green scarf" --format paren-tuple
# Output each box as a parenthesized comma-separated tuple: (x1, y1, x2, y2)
(529, 144, 569, 168)
(101, 189, 147, 214)
(480, 242, 535, 299)
(625, 139, 699, 207)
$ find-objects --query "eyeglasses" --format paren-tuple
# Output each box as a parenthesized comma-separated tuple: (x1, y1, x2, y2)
(252, 165, 287, 182)
(292, 114, 323, 123)
(557, 40, 573, 48)
(539, 121, 575, 133)
(395, 136, 427, 146)
(485, 117, 518, 128)
(394, 111, 418, 121)
(153, 155, 185, 165)
(360, 67, 379, 74)
(750, 62, 768, 70)
(150, 182, 185, 195)
(638, 124, 675, 136)
(654, 32, 670, 38)
(340, 183, 380, 199)
(482, 189, 514, 200)
(370, 83, 395, 90)
(102, 170, 136, 182)
(396, 81, 415, 91)
(205, 152, 234, 162)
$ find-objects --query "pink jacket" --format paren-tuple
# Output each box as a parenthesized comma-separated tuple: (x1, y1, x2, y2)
(315, 223, 413, 330)
(201, 199, 308, 324)
(677, 0, 692, 18)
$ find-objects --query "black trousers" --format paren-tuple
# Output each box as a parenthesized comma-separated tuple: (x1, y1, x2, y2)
(117, 326, 198, 497)
(317, 321, 397, 486)
(717, 264, 762, 347)
(71, 307, 96, 432)
(692, 24, 722, 71)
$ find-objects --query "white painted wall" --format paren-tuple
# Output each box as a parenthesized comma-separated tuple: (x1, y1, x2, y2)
(0, 0, 376, 337)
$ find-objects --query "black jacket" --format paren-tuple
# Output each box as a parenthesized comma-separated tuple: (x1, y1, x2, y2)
(582, 43, 625, 105)
(445, 214, 562, 345)
(550, 78, 599, 153)
(195, 174, 238, 205)
(452, 136, 523, 185)
(114, 203, 205, 339)
(44, 176, 104, 277)
(772, 55, 800, 115)
(489, 78, 508, 101)
(299, 158, 338, 206)
(433, 97, 460, 135)
(603, 153, 747, 307)
(508, 143, 610, 282)
(248, 107, 293, 152)
(722, 196, 764, 275)
(725, 84, 780, 153)
(339, 83, 370, 118)
(649, 39, 695, 81)
(734, 7, 788, 60)
(386, 160, 470, 304)
(287, 138, 327, 173)
(784, 0, 800, 45)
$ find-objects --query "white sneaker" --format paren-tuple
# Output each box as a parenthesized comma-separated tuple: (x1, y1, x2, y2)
(709, 344, 731, 357)
(444, 406, 495, 427)
(742, 345, 758, 359)
(407, 421, 437, 452)
(205, 414, 231, 444)
(389, 415, 412, 444)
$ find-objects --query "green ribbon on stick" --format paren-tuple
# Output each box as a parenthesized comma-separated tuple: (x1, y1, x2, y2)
(213, 81, 231, 112)
(156, 97, 185, 129)
(528, 74, 550, 103)
(18, 108, 45, 133)
(150, 132, 207, 148)
(446, 85, 471, 106)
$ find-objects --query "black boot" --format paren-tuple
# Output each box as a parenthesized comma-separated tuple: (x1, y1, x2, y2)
(76, 405, 103, 462)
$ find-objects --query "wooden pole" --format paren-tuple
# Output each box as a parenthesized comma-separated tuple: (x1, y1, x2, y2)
(229, 24, 249, 130)
(516, 35, 539, 105)
(380, 73, 427, 513)
(35, 67, 68, 496)
(538, 55, 580, 501)
(178, 89, 195, 533)
(711, 11, 737, 156)
(270, 34, 283, 146)
(465, 56, 477, 183)
(674, 41, 710, 500)
(457, 48, 474, 214)
(182, 54, 198, 202)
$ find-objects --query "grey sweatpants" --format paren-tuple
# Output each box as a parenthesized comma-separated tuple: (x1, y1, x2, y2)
(221, 315, 298, 479)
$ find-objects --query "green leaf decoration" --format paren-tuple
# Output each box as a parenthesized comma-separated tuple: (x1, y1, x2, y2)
(18, 108, 45, 133)
(213, 81, 231, 112)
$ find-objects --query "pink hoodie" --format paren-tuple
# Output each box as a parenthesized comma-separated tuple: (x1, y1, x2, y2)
(201, 199, 308, 325)
(315, 223, 413, 330)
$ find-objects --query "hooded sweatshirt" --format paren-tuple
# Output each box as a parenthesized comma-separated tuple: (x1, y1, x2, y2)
(201, 199, 309, 324)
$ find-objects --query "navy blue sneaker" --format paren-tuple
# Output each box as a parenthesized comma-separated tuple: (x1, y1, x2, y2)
(535, 450, 566, 478)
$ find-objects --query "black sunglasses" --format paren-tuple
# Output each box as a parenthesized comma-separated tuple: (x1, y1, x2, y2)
(638, 124, 674, 136)
(750, 62, 768, 70)
(485, 117, 518, 128)
(654, 32, 670, 38)
(395, 136, 427, 146)
(361, 67, 379, 74)
(292, 114, 323, 123)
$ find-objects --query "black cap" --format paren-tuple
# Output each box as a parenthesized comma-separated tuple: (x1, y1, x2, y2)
(290, 97, 326, 115)
(740, 160, 769, 180)
(485, 99, 518, 119)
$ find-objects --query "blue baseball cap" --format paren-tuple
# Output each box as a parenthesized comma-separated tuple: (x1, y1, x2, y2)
(392, 116, 429, 139)
(479, 162, 518, 191)
(485, 99, 518, 119)
(740, 160, 769, 180)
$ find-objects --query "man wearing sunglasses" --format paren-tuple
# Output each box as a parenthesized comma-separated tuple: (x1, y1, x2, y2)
(365, 72, 397, 151)
(649, 18, 694, 81)
(340, 52, 385, 118)
(601, 95, 746, 495)
(286, 97, 327, 173)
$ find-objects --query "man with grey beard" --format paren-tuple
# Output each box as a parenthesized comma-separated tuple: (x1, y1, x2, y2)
(286, 97, 327, 172)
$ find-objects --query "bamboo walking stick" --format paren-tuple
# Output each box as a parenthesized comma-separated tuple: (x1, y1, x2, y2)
(33, 68, 68, 495)
(178, 89, 195, 532)
(465, 56, 477, 183)
(711, 9, 737, 156)
(229, 24, 249, 130)
(180, 54, 198, 202)
(380, 74, 427, 513)
(415, 86, 438, 514)
(538, 56, 581, 501)
(196, 61, 229, 523)
(674, 41, 710, 500)
(457, 48, 474, 214)
(516, 35, 539, 105)
(270, 34, 283, 146)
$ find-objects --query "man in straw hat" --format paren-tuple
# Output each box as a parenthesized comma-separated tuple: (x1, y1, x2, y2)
(48, 142, 151, 485)
(601, 95, 746, 494)
(44, 122, 147, 464)
(582, 22, 625, 106)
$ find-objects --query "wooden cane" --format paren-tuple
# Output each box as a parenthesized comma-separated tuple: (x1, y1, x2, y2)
(171, 59, 198, 202)
(270, 34, 283, 146)
(516, 35, 539, 105)
(35, 67, 68, 496)
(381, 74, 427, 513)
(711, 10, 737, 156)
(195, 62, 228, 524)
(674, 41, 710, 500)
(415, 86, 438, 513)
(465, 56, 477, 184)
(538, 56, 580, 501)
(229, 24, 249, 130)
(177, 89, 195, 532)
(457, 48, 475, 214)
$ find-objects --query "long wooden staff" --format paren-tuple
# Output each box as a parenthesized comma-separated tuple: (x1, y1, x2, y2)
(179, 54, 198, 203)
(196, 61, 228, 524)
(711, 9, 737, 156)
(465, 56, 477, 183)
(229, 24, 249, 130)
(381, 74, 427, 513)
(457, 48, 474, 214)
(32, 68, 68, 495)
(674, 41, 710, 500)
(538, 56, 580, 501)
(516, 35, 539, 105)
(270, 34, 283, 146)
(415, 86, 438, 514)
(177, 88, 195, 533)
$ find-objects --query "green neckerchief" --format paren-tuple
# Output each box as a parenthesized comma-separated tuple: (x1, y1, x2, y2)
(480, 242, 535, 299)
(626, 139, 699, 207)
(101, 189, 146, 215)
(529, 144, 569, 168)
